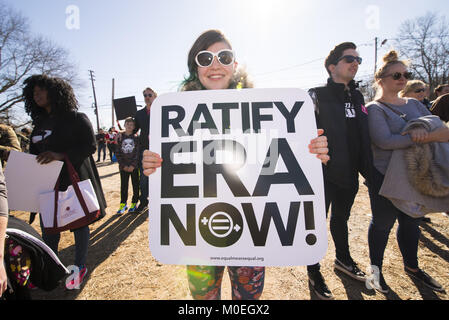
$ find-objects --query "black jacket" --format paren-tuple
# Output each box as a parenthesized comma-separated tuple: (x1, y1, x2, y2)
(134, 107, 150, 151)
(30, 111, 107, 220)
(309, 78, 373, 189)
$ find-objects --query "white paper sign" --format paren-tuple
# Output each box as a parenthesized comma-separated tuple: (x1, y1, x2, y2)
(148, 88, 327, 266)
(4, 150, 64, 212)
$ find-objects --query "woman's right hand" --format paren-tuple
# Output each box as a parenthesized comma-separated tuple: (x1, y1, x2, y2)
(36, 151, 64, 164)
(142, 150, 163, 176)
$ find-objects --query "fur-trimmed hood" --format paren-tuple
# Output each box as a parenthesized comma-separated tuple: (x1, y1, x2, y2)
(379, 115, 449, 217)
(405, 144, 449, 197)
(403, 116, 449, 197)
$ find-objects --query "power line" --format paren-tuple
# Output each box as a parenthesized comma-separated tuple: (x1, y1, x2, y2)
(387, 35, 449, 41)
(252, 57, 325, 78)
(251, 37, 382, 79)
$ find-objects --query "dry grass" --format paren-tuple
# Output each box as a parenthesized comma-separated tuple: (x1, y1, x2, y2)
(10, 157, 448, 300)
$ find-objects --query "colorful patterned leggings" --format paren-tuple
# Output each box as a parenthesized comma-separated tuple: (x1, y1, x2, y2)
(187, 265, 265, 300)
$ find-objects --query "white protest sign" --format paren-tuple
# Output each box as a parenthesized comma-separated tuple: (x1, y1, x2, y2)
(148, 88, 327, 266)
(4, 150, 63, 212)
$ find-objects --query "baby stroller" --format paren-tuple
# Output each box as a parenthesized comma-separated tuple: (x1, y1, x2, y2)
(2, 216, 69, 300)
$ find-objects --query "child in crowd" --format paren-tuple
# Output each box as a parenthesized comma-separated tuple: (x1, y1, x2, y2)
(106, 127, 118, 162)
(115, 117, 140, 214)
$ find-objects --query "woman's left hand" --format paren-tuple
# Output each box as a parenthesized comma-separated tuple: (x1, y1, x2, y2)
(36, 151, 64, 164)
(403, 128, 429, 144)
(309, 129, 330, 165)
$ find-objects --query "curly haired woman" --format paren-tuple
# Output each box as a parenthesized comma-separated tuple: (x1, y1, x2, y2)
(22, 74, 107, 290)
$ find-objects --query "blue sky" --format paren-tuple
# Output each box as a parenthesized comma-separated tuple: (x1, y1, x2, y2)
(5, 0, 448, 129)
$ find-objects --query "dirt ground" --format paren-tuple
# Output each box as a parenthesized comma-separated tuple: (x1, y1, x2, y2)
(10, 155, 448, 300)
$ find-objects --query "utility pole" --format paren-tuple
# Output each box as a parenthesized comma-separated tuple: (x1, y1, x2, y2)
(89, 70, 100, 132)
(374, 37, 388, 75)
(111, 78, 115, 127)
(374, 37, 378, 75)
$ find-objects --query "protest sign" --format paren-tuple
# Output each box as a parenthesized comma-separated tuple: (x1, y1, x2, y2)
(113, 96, 137, 120)
(4, 150, 63, 212)
(148, 88, 327, 266)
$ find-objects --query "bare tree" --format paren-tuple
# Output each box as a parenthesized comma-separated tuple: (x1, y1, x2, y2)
(395, 12, 449, 100)
(0, 2, 81, 127)
(357, 77, 377, 103)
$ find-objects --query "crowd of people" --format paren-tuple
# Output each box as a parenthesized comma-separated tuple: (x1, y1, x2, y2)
(1, 28, 448, 300)
(93, 87, 156, 215)
(95, 127, 119, 163)
(141, 30, 449, 300)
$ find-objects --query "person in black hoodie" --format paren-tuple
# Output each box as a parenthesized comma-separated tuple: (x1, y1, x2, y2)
(22, 74, 107, 290)
(307, 42, 373, 300)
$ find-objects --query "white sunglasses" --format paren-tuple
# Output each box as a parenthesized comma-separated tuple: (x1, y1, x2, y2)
(195, 49, 235, 67)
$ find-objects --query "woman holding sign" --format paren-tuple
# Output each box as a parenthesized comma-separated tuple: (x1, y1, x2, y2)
(142, 30, 329, 300)
(22, 74, 107, 290)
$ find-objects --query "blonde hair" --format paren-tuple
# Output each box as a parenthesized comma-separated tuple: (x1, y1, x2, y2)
(373, 50, 409, 99)
(374, 50, 409, 81)
(399, 80, 427, 98)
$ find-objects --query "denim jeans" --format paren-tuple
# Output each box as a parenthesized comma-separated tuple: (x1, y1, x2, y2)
(97, 143, 106, 161)
(39, 216, 90, 267)
(367, 168, 421, 270)
(107, 144, 116, 161)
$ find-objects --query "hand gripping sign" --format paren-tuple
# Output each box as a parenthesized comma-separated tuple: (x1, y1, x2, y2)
(148, 88, 327, 266)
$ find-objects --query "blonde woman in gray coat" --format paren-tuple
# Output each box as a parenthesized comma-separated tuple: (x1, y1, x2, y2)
(366, 50, 448, 294)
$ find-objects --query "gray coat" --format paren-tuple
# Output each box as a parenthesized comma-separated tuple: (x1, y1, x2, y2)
(379, 115, 449, 217)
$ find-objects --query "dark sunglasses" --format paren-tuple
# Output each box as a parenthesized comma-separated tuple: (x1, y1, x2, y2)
(414, 88, 426, 93)
(385, 72, 413, 80)
(143, 93, 153, 98)
(195, 49, 235, 67)
(337, 55, 363, 65)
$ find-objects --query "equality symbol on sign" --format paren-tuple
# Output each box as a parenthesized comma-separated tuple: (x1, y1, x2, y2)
(199, 203, 244, 247)
(201, 212, 241, 238)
